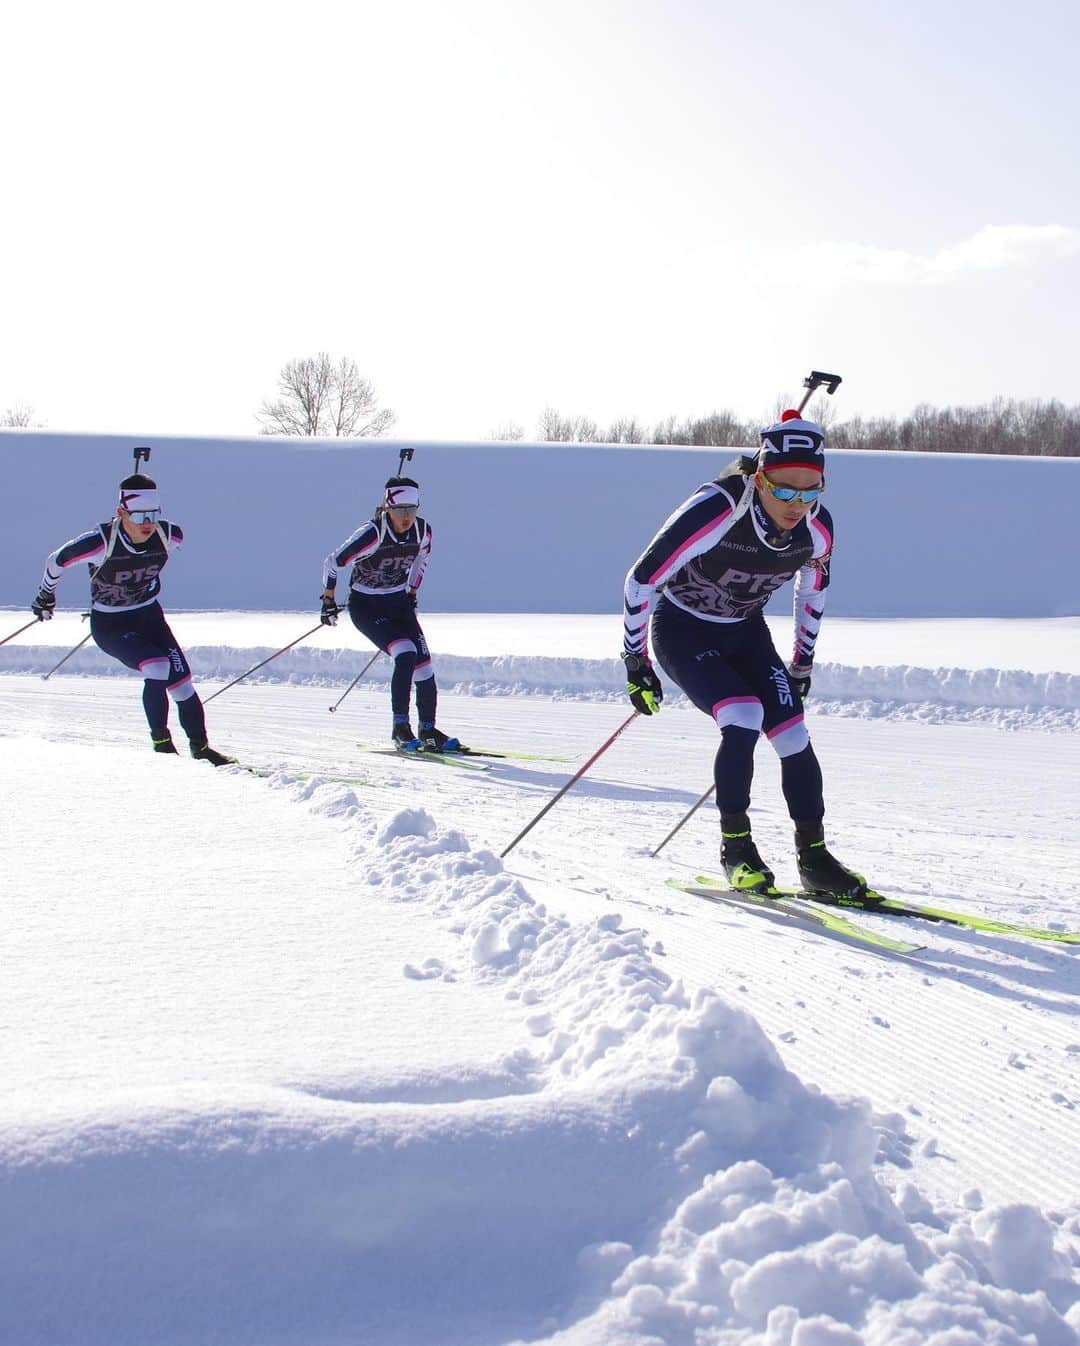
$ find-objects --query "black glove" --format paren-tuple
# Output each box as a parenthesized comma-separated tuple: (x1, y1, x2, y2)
(787, 663, 812, 700)
(320, 592, 339, 627)
(406, 588, 418, 609)
(622, 651, 663, 715)
(32, 588, 56, 621)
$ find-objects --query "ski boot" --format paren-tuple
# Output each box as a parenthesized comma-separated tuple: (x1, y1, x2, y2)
(419, 724, 463, 752)
(721, 812, 775, 892)
(391, 720, 422, 752)
(190, 741, 237, 767)
(795, 821, 867, 899)
(152, 730, 179, 755)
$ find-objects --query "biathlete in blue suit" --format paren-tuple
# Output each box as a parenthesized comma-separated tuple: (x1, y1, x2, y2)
(321, 475, 465, 753)
(622, 410, 867, 898)
(32, 471, 234, 765)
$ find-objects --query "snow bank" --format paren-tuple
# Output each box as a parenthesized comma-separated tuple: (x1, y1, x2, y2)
(3, 776, 1077, 1345)
(4, 640, 1079, 729)
(3, 430, 1080, 617)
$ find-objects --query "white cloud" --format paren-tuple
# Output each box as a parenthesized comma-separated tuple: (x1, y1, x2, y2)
(751, 225, 1080, 288)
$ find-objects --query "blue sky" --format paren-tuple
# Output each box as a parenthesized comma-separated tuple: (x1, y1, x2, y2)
(3, 0, 1079, 438)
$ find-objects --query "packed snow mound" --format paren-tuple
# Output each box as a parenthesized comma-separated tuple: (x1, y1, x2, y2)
(3, 771, 1076, 1346)
(4, 640, 1079, 729)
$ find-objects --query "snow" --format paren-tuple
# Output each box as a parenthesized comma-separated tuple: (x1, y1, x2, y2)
(2, 609, 1078, 1344)
(5, 610, 1080, 732)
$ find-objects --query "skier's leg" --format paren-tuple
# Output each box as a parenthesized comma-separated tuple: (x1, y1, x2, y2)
(411, 622, 436, 727)
(408, 621, 463, 749)
(91, 607, 176, 751)
(348, 594, 419, 735)
(738, 619, 863, 896)
(385, 639, 419, 718)
(651, 599, 772, 886)
(732, 615, 823, 819)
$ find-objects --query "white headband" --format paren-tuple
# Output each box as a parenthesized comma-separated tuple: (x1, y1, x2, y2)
(119, 486, 162, 513)
(385, 484, 420, 509)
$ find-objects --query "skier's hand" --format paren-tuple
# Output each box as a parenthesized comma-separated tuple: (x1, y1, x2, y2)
(406, 588, 418, 609)
(622, 651, 663, 715)
(320, 591, 339, 627)
(31, 589, 55, 621)
(787, 663, 812, 700)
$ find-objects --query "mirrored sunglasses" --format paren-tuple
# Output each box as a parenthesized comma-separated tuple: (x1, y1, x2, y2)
(126, 508, 162, 524)
(760, 477, 824, 505)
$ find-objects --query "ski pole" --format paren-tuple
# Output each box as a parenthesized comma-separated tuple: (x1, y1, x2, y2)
(0, 617, 41, 648)
(329, 649, 383, 713)
(42, 632, 93, 680)
(650, 783, 716, 857)
(203, 624, 325, 704)
(500, 710, 640, 858)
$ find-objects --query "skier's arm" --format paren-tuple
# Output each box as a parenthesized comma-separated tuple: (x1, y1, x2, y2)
(321, 520, 379, 592)
(791, 509, 833, 670)
(163, 521, 183, 552)
(406, 523, 431, 594)
(38, 528, 108, 598)
(623, 482, 742, 658)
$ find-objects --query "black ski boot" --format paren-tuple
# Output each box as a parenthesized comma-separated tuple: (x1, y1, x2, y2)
(721, 812, 775, 891)
(190, 741, 236, 767)
(795, 821, 867, 898)
(419, 725, 463, 752)
(391, 721, 422, 752)
(152, 730, 179, 755)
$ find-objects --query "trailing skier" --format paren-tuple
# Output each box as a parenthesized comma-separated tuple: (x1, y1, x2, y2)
(623, 408, 867, 898)
(31, 469, 234, 765)
(320, 476, 464, 753)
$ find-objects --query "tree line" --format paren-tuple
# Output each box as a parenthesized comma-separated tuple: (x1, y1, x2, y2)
(5, 352, 1080, 455)
(523, 399, 1080, 456)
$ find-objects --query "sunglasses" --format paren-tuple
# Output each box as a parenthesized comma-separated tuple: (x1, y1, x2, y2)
(387, 504, 417, 513)
(126, 508, 161, 524)
(759, 476, 825, 505)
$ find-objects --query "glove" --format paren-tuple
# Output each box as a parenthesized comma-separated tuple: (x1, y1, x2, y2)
(32, 588, 56, 621)
(622, 651, 663, 715)
(320, 592, 339, 627)
(406, 588, 418, 609)
(787, 663, 812, 700)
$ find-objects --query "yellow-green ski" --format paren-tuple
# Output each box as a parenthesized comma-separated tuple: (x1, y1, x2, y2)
(689, 874, 1080, 945)
(666, 879, 925, 956)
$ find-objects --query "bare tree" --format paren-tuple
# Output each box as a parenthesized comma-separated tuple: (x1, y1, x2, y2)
(538, 408, 600, 442)
(1, 402, 38, 427)
(489, 420, 526, 441)
(604, 416, 648, 443)
(651, 410, 755, 446)
(257, 354, 394, 437)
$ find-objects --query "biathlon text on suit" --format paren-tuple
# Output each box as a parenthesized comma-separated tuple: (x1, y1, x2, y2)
(622, 411, 867, 898)
(320, 476, 464, 752)
(31, 472, 233, 765)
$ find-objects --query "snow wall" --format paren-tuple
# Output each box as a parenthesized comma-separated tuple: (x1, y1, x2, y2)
(2, 430, 1078, 617)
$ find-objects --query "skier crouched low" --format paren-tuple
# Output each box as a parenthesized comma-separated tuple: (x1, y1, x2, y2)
(320, 476, 464, 753)
(31, 472, 234, 765)
(622, 411, 866, 898)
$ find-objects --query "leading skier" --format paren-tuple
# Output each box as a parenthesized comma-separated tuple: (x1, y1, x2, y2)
(320, 475, 464, 753)
(622, 410, 867, 897)
(31, 471, 234, 765)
